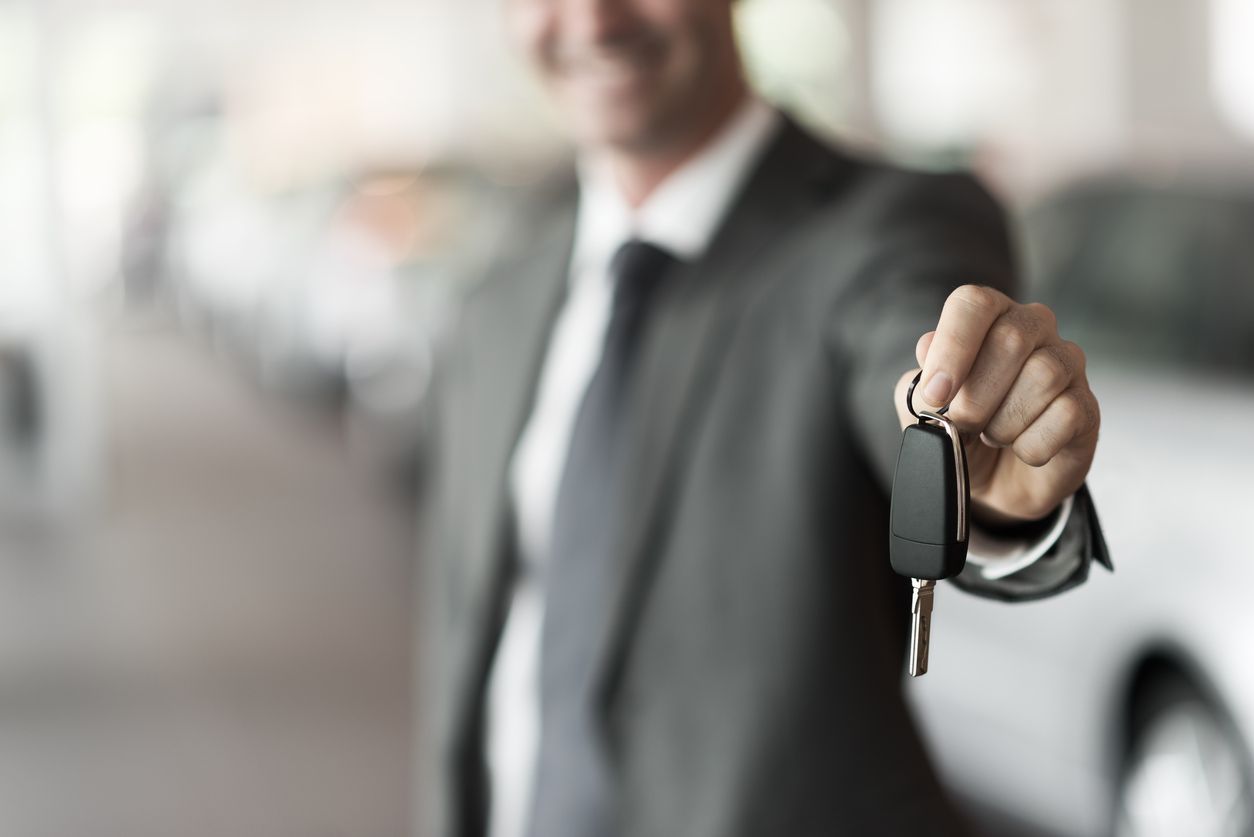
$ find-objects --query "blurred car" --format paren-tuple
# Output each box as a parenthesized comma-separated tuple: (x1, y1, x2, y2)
(162, 160, 493, 412)
(249, 176, 407, 400)
(910, 177, 1254, 837)
(165, 169, 346, 385)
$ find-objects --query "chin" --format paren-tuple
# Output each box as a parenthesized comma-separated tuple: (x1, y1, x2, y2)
(555, 69, 685, 149)
(565, 116, 634, 151)
(577, 120, 656, 153)
(566, 98, 682, 155)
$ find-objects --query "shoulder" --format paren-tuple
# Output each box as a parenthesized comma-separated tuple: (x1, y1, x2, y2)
(789, 134, 1012, 290)
(777, 118, 1007, 238)
(758, 120, 1019, 325)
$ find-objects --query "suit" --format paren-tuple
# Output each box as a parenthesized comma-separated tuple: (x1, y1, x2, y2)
(417, 115, 1109, 837)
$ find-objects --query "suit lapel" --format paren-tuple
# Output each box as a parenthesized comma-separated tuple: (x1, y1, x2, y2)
(593, 119, 855, 709)
(449, 187, 576, 747)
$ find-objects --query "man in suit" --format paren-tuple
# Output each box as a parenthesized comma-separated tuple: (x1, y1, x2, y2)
(416, 0, 1110, 834)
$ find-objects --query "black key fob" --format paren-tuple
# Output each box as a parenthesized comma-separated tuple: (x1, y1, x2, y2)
(890, 377, 970, 581)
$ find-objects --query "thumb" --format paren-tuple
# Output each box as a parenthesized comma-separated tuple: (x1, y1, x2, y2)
(915, 331, 936, 368)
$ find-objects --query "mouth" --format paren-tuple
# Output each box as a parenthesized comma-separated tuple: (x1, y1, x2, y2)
(554, 40, 664, 97)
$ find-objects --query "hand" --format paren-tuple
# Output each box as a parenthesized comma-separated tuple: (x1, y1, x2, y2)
(894, 285, 1100, 526)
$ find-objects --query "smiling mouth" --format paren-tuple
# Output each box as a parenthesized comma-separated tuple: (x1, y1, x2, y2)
(555, 41, 664, 92)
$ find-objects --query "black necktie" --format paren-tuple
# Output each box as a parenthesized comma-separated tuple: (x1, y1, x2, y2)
(526, 241, 677, 837)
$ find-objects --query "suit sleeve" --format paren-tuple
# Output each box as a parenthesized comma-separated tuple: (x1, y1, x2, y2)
(826, 169, 1110, 602)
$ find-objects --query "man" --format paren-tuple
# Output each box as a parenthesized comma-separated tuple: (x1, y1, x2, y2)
(417, 0, 1110, 835)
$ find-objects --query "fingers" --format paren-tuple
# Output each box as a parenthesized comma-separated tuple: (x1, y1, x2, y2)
(914, 332, 935, 369)
(944, 305, 1052, 429)
(1011, 385, 1100, 467)
(911, 285, 1098, 465)
(918, 289, 1070, 435)
(904, 286, 1099, 522)
(981, 342, 1085, 447)
(917, 285, 1013, 408)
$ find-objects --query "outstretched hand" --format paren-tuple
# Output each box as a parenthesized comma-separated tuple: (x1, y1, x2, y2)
(894, 285, 1100, 527)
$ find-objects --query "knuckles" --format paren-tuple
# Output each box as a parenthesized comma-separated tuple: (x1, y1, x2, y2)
(1063, 341, 1088, 377)
(1053, 392, 1088, 435)
(927, 289, 1100, 455)
(1074, 387, 1101, 436)
(948, 284, 1003, 316)
(1012, 411, 1072, 466)
(1007, 389, 1096, 468)
(942, 394, 996, 434)
(1012, 438, 1054, 468)
(987, 319, 1032, 359)
(1022, 301, 1058, 333)
(1024, 348, 1070, 394)
(981, 422, 1018, 448)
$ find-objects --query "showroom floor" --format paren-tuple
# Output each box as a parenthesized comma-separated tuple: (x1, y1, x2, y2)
(0, 313, 417, 837)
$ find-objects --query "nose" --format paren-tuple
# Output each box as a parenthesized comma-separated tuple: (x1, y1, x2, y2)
(557, 0, 640, 46)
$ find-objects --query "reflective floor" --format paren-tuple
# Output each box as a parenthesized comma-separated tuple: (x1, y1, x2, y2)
(0, 314, 416, 837)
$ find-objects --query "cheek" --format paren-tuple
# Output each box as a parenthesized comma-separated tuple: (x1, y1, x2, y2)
(640, 0, 725, 71)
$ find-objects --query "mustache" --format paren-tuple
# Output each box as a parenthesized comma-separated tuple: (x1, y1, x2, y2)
(549, 30, 668, 72)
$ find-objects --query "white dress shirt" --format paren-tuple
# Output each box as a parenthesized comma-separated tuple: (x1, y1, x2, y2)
(484, 97, 782, 837)
(482, 98, 1070, 837)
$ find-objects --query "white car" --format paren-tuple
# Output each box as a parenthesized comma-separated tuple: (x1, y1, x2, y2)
(910, 178, 1254, 837)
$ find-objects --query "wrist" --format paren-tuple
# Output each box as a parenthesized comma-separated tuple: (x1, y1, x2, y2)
(971, 500, 1065, 538)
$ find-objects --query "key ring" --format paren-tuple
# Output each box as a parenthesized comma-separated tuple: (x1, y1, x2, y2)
(906, 370, 949, 422)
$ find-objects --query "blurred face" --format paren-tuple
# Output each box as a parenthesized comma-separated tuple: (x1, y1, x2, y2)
(507, 0, 745, 156)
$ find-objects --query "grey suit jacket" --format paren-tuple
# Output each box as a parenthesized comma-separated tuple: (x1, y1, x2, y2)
(416, 117, 1110, 837)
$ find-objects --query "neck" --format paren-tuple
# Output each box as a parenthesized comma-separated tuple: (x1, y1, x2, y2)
(604, 78, 750, 208)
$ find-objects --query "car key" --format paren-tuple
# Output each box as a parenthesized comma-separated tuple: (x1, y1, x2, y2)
(889, 371, 970, 677)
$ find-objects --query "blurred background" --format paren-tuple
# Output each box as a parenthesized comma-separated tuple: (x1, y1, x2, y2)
(2, 0, 1253, 835)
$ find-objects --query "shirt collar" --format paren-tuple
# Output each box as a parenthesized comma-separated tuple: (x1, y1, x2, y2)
(572, 98, 781, 279)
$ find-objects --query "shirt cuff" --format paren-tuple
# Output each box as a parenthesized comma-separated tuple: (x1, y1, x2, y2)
(965, 494, 1074, 581)
(951, 483, 1110, 602)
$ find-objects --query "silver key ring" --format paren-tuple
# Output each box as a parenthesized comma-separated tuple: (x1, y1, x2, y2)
(905, 370, 949, 422)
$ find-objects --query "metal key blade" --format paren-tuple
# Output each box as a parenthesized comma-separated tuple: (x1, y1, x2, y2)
(908, 578, 935, 677)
